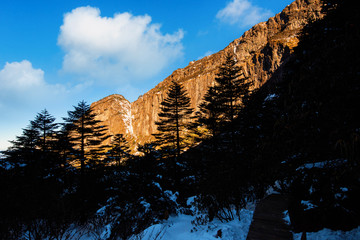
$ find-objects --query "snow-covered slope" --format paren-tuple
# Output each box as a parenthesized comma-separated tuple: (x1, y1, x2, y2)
(131, 208, 254, 240)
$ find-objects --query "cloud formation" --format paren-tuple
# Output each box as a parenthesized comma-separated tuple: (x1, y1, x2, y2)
(216, 0, 273, 27)
(0, 60, 67, 105)
(0, 60, 45, 89)
(0, 60, 83, 150)
(0, 60, 48, 106)
(0, 61, 47, 148)
(58, 7, 184, 84)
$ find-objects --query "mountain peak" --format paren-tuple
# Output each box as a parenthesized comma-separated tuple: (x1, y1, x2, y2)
(91, 0, 323, 149)
(91, 93, 134, 144)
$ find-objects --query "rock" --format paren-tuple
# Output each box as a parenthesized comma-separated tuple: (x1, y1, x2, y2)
(90, 0, 323, 150)
(90, 94, 135, 148)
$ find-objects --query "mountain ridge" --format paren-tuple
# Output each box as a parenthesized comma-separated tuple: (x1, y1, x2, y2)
(91, 0, 323, 148)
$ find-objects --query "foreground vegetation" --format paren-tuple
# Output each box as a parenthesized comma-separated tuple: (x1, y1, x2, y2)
(1, 0, 359, 238)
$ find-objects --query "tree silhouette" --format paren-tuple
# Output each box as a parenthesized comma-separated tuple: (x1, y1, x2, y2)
(30, 109, 58, 152)
(153, 81, 193, 158)
(10, 126, 39, 153)
(213, 52, 250, 124)
(63, 101, 109, 174)
(107, 134, 130, 166)
(197, 86, 222, 140)
(5, 110, 58, 171)
(197, 52, 251, 147)
(5, 124, 40, 168)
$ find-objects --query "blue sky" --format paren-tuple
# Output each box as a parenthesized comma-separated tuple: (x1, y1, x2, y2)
(0, 0, 293, 150)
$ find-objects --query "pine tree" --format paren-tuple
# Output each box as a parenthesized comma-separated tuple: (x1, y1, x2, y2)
(192, 53, 253, 212)
(214, 52, 250, 123)
(5, 110, 58, 171)
(53, 123, 73, 168)
(63, 101, 109, 174)
(107, 134, 130, 166)
(153, 81, 193, 158)
(5, 125, 40, 168)
(30, 109, 58, 152)
(197, 52, 251, 148)
(197, 86, 222, 139)
(10, 126, 39, 152)
(4, 111, 62, 178)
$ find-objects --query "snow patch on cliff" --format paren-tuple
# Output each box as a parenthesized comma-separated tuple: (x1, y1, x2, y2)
(123, 105, 134, 136)
(115, 98, 134, 136)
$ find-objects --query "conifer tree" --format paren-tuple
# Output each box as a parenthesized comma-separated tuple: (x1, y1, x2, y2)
(197, 86, 222, 139)
(107, 133, 130, 166)
(5, 111, 61, 177)
(63, 101, 109, 174)
(30, 109, 58, 152)
(153, 81, 193, 158)
(10, 126, 39, 152)
(5, 125, 40, 168)
(53, 123, 74, 168)
(6, 110, 57, 167)
(214, 52, 250, 123)
(198, 52, 251, 146)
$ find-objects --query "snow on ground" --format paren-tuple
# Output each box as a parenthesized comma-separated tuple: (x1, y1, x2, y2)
(283, 210, 291, 225)
(283, 204, 360, 240)
(300, 200, 317, 211)
(131, 208, 254, 240)
(264, 93, 278, 102)
(293, 226, 360, 240)
(295, 159, 347, 171)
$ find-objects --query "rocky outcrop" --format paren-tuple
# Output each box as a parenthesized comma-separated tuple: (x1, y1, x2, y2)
(91, 94, 134, 146)
(91, 0, 323, 148)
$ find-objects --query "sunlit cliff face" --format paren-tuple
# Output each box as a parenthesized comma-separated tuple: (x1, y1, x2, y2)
(90, 0, 323, 151)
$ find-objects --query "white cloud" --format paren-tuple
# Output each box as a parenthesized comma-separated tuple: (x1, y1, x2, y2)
(0, 60, 84, 119)
(0, 61, 54, 149)
(0, 60, 67, 104)
(0, 60, 45, 89)
(0, 60, 87, 151)
(0, 60, 50, 105)
(216, 0, 273, 27)
(58, 6, 184, 84)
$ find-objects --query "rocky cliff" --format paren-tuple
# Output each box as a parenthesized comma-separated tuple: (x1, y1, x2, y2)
(91, 0, 323, 148)
(91, 94, 135, 147)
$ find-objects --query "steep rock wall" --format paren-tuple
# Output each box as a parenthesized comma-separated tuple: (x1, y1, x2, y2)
(91, 94, 134, 146)
(92, 0, 323, 147)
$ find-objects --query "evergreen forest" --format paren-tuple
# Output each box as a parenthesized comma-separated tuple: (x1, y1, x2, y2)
(1, 0, 359, 239)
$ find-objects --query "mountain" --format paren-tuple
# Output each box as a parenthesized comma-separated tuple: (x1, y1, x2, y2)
(91, 94, 135, 147)
(91, 0, 323, 148)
